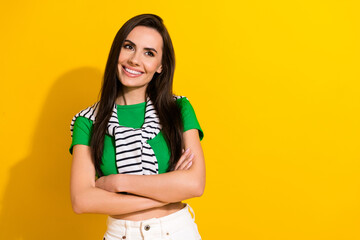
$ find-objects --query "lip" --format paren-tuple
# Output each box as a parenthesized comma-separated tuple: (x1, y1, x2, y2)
(122, 65, 144, 78)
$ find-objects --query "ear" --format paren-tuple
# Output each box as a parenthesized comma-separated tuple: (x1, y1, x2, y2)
(156, 65, 162, 74)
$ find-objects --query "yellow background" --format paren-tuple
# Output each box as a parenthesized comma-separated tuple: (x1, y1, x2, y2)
(1, 0, 359, 239)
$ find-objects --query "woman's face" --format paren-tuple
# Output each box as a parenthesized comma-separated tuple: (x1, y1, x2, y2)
(117, 26, 163, 91)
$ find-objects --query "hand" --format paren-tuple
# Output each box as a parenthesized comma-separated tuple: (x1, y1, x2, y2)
(174, 148, 195, 171)
(95, 174, 120, 192)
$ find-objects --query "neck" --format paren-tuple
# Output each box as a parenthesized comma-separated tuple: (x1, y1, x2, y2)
(116, 86, 147, 105)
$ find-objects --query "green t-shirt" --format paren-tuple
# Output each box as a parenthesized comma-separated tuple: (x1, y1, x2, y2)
(69, 97, 204, 175)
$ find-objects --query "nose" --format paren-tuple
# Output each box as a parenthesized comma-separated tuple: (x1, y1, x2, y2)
(128, 51, 141, 66)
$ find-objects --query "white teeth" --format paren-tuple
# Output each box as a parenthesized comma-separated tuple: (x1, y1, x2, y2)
(125, 67, 142, 75)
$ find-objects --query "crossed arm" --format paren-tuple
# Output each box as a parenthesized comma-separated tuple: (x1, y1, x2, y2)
(70, 129, 205, 215)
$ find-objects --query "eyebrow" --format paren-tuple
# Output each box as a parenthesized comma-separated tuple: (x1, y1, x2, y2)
(124, 39, 158, 53)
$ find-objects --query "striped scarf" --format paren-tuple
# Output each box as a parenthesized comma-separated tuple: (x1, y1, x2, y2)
(70, 95, 185, 175)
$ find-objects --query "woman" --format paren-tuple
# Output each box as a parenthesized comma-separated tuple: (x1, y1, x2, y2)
(69, 14, 205, 240)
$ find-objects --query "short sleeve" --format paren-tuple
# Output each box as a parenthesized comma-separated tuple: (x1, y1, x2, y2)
(69, 116, 94, 154)
(176, 97, 204, 141)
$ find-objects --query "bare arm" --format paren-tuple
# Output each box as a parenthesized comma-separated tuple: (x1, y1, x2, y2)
(95, 129, 206, 203)
(70, 144, 168, 215)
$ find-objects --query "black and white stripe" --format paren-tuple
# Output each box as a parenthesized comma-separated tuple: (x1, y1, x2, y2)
(70, 95, 187, 175)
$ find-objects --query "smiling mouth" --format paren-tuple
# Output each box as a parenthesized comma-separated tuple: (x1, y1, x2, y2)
(123, 66, 143, 75)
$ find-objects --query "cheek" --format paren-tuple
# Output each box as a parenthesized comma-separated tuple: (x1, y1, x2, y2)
(118, 53, 126, 63)
(144, 59, 162, 73)
(118, 50, 133, 63)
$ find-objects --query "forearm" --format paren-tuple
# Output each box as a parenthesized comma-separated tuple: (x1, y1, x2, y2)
(119, 170, 205, 202)
(95, 129, 206, 203)
(72, 186, 167, 215)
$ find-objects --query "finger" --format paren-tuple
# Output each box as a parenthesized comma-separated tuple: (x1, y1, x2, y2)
(177, 153, 194, 170)
(177, 149, 191, 169)
(184, 153, 195, 170)
(175, 148, 190, 169)
(184, 160, 193, 170)
(175, 148, 191, 170)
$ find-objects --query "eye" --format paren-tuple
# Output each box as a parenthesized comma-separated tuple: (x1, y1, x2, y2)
(123, 44, 133, 50)
(145, 51, 155, 57)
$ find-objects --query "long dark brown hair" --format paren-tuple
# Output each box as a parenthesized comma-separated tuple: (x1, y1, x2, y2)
(90, 14, 184, 177)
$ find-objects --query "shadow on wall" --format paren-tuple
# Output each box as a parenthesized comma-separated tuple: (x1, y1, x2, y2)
(0, 67, 107, 240)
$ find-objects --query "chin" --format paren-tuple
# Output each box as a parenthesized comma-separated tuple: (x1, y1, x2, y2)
(118, 74, 151, 89)
(121, 81, 149, 89)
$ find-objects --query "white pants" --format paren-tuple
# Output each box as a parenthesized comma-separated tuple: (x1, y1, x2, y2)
(103, 203, 201, 240)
